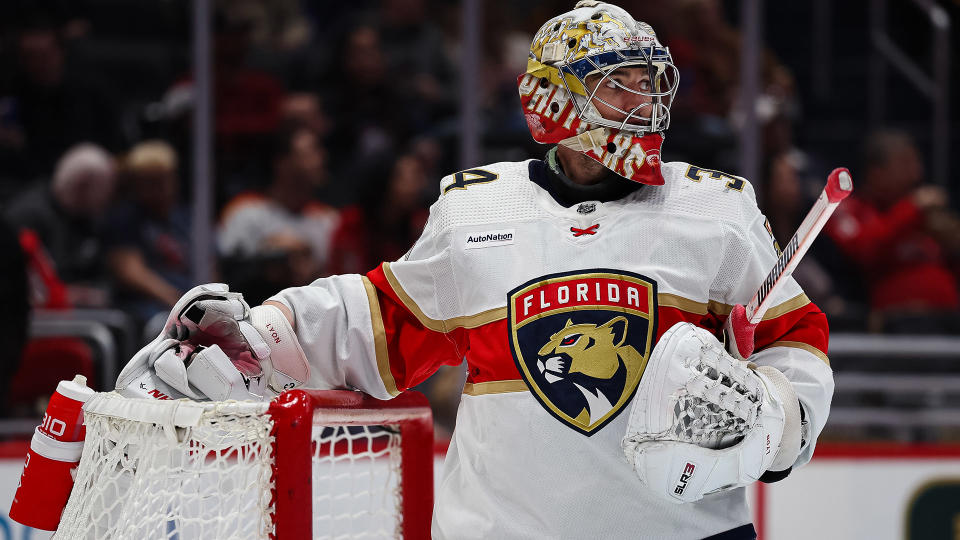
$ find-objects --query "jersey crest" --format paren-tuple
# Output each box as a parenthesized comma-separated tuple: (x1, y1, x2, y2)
(507, 270, 658, 435)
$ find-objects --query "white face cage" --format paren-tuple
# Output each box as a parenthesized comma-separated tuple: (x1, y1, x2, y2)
(561, 46, 679, 135)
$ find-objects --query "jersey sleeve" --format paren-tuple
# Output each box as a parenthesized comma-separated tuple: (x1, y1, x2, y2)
(713, 196, 834, 469)
(266, 197, 466, 400)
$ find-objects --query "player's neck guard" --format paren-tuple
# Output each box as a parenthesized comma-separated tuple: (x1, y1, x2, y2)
(531, 146, 641, 207)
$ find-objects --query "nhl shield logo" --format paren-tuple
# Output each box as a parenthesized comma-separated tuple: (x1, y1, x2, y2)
(508, 269, 658, 435)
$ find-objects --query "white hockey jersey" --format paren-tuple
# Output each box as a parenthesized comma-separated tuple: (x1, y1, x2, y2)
(269, 158, 834, 540)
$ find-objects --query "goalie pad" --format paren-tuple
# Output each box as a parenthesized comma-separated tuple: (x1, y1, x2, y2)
(621, 322, 801, 503)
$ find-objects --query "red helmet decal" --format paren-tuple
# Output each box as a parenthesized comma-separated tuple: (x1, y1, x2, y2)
(581, 131, 664, 186)
(518, 73, 665, 186)
(518, 73, 585, 144)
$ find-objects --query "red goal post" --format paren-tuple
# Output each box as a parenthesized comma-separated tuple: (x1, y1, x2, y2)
(271, 389, 434, 540)
(54, 389, 434, 540)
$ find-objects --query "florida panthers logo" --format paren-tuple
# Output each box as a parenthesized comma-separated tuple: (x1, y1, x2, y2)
(508, 270, 658, 435)
(537, 317, 647, 422)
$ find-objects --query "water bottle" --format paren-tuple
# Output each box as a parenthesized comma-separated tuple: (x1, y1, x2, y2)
(9, 375, 95, 531)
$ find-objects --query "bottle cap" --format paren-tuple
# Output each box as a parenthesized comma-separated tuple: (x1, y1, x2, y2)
(55, 375, 96, 403)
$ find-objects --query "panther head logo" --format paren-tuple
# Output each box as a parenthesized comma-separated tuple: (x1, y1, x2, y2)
(508, 270, 657, 435)
(535, 316, 645, 426)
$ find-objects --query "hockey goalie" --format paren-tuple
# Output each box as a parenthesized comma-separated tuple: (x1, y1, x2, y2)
(115, 2, 834, 538)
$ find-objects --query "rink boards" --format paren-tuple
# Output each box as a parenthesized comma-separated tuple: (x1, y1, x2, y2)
(1, 442, 959, 539)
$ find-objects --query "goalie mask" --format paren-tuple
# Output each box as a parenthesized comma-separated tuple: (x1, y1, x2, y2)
(518, 1, 679, 186)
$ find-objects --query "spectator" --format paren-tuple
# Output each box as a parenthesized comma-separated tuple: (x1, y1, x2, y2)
(653, 0, 797, 169)
(218, 125, 339, 302)
(5, 142, 116, 306)
(159, 10, 286, 201)
(756, 111, 847, 315)
(674, 0, 796, 120)
(281, 92, 330, 141)
(0, 21, 120, 181)
(826, 129, 960, 333)
(0, 218, 29, 414)
(104, 140, 192, 327)
(377, 0, 456, 131)
(324, 24, 401, 183)
(217, 0, 312, 52)
(328, 152, 430, 275)
(208, 13, 285, 140)
(761, 148, 872, 331)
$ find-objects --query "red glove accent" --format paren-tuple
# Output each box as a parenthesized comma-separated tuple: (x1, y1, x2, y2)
(723, 304, 756, 360)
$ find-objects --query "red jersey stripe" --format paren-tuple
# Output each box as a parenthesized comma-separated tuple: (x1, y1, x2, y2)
(368, 262, 830, 392)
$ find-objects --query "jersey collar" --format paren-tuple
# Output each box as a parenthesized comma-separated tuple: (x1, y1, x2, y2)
(528, 147, 642, 208)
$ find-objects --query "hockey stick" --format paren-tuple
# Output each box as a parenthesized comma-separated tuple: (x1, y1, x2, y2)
(725, 167, 853, 359)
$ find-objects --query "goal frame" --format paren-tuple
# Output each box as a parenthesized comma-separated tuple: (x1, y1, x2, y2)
(269, 389, 434, 540)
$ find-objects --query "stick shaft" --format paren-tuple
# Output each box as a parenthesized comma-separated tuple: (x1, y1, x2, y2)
(745, 168, 853, 324)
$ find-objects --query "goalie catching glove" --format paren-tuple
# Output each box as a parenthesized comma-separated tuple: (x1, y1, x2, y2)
(621, 322, 802, 503)
(116, 284, 310, 401)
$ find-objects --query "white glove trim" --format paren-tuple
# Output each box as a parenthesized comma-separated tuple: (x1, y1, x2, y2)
(755, 365, 801, 471)
(249, 305, 311, 393)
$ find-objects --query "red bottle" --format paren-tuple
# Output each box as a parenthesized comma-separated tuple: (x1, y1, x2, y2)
(9, 375, 95, 531)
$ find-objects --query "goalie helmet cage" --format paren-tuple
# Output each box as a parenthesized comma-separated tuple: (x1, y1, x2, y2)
(53, 389, 434, 540)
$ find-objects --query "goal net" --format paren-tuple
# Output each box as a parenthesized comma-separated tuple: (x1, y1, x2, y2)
(53, 390, 434, 540)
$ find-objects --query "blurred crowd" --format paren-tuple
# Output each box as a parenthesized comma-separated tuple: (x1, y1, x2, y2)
(0, 0, 957, 433)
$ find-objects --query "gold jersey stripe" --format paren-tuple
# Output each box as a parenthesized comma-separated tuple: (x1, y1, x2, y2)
(657, 293, 712, 315)
(762, 293, 813, 320)
(382, 262, 507, 331)
(463, 380, 529, 396)
(657, 292, 811, 321)
(381, 267, 811, 332)
(766, 340, 831, 366)
(362, 276, 399, 397)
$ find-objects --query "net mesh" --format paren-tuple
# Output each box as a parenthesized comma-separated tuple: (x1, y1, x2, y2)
(54, 394, 407, 540)
(312, 426, 402, 539)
